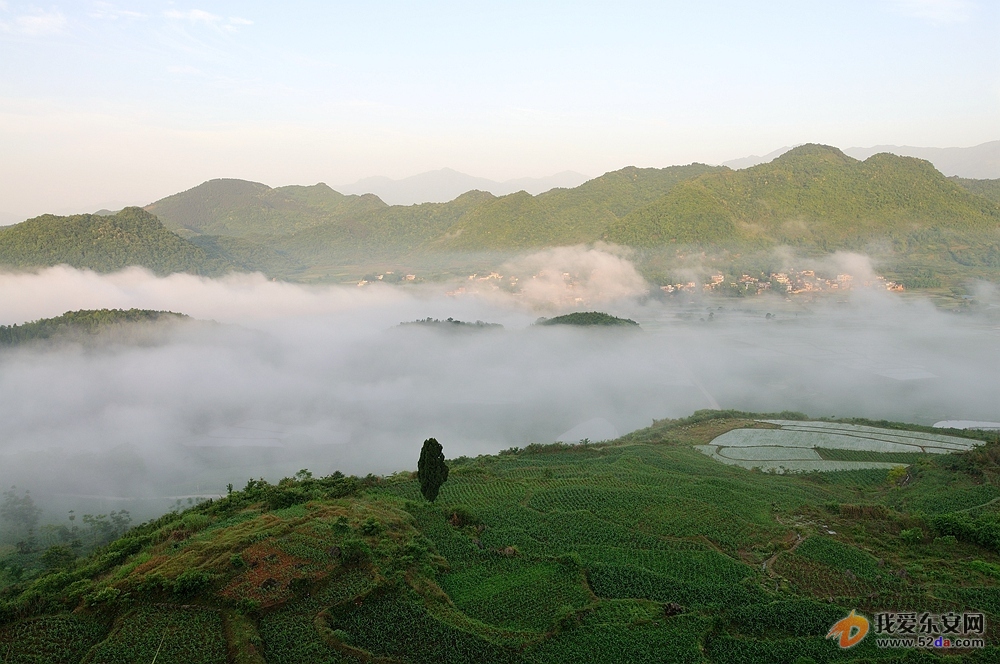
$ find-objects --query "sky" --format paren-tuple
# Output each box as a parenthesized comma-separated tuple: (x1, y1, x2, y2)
(1, 0, 998, 222)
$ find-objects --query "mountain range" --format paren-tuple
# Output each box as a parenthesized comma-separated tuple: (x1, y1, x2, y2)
(724, 140, 1000, 179)
(336, 168, 590, 206)
(1, 144, 999, 285)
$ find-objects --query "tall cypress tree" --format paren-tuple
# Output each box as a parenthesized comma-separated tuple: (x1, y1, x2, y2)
(417, 438, 449, 502)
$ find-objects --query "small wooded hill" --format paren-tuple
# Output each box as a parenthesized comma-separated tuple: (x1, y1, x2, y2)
(0, 208, 226, 276)
(605, 144, 1000, 248)
(2, 411, 999, 663)
(536, 312, 639, 327)
(0, 309, 188, 346)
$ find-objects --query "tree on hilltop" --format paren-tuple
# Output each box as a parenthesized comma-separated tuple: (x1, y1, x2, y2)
(417, 438, 449, 502)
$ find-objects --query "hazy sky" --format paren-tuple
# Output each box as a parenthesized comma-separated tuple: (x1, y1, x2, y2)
(1, 0, 998, 221)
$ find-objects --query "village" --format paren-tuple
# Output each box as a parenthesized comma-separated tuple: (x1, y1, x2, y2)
(358, 267, 906, 300)
(661, 269, 905, 296)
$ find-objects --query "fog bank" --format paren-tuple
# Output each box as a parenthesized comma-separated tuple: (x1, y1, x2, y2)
(1, 252, 998, 519)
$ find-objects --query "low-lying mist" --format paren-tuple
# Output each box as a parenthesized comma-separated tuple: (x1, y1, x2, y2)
(1, 248, 999, 521)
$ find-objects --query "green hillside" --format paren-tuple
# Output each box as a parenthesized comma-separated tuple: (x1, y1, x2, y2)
(7, 152, 1000, 284)
(433, 164, 721, 250)
(952, 176, 1000, 204)
(141, 166, 721, 263)
(281, 190, 497, 263)
(3, 411, 999, 663)
(145, 179, 388, 237)
(0, 208, 224, 276)
(0, 309, 187, 347)
(606, 145, 1000, 248)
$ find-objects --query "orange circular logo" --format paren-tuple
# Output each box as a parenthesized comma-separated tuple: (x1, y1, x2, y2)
(827, 610, 869, 648)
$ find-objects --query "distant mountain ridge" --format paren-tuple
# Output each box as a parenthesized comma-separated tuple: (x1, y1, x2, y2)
(337, 168, 590, 205)
(3, 145, 1000, 285)
(724, 140, 1000, 179)
(606, 144, 1000, 247)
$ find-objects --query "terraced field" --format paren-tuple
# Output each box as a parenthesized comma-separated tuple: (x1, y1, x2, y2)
(1, 411, 998, 663)
(696, 420, 983, 473)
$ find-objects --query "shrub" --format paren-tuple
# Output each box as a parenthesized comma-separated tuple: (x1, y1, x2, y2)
(359, 517, 382, 536)
(340, 538, 371, 565)
(445, 505, 480, 528)
(173, 569, 214, 596)
(237, 598, 261, 615)
(85, 586, 121, 605)
(182, 513, 211, 531)
(41, 545, 77, 570)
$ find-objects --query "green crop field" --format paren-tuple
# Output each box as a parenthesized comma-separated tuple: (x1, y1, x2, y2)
(1, 411, 999, 662)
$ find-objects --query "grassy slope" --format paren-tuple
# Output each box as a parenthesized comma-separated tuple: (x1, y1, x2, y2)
(0, 208, 225, 276)
(3, 411, 999, 663)
(606, 145, 1000, 249)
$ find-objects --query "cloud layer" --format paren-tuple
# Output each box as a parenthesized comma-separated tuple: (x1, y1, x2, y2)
(1, 249, 998, 522)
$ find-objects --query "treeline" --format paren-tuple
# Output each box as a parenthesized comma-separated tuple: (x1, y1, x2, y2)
(399, 317, 503, 329)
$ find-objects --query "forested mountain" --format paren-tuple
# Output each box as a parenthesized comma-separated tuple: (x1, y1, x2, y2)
(337, 168, 590, 205)
(145, 179, 387, 237)
(605, 144, 1000, 248)
(3, 148, 1000, 282)
(952, 176, 1000, 204)
(430, 164, 721, 250)
(143, 165, 721, 255)
(0, 208, 224, 275)
(0, 309, 188, 347)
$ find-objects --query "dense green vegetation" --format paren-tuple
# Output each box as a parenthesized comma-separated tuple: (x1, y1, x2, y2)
(536, 311, 639, 327)
(0, 309, 187, 347)
(145, 179, 387, 238)
(427, 164, 722, 250)
(137, 151, 1000, 287)
(4, 150, 1000, 287)
(2, 411, 999, 662)
(141, 166, 723, 271)
(605, 145, 1000, 248)
(0, 208, 227, 276)
(952, 176, 1000, 204)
